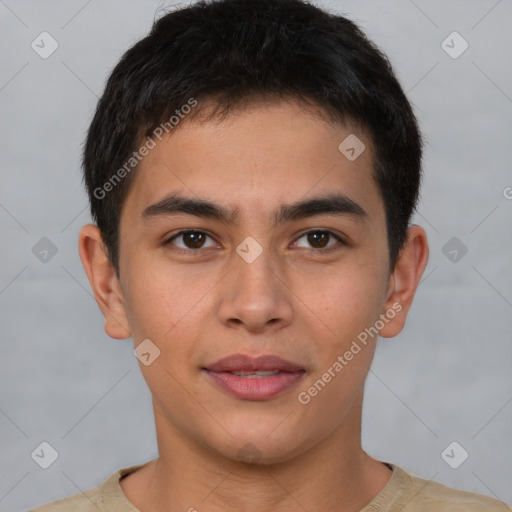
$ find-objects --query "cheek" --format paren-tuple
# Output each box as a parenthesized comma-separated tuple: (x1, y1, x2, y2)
(300, 261, 388, 344)
(122, 261, 208, 392)
(294, 268, 383, 420)
(120, 258, 193, 339)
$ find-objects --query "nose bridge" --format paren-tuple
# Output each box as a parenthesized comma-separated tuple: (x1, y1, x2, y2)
(217, 237, 293, 330)
(235, 242, 277, 292)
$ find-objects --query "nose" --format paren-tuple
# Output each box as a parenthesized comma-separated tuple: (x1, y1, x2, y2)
(216, 247, 294, 334)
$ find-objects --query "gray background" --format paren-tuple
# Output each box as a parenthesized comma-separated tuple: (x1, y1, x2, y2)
(1, 0, 511, 510)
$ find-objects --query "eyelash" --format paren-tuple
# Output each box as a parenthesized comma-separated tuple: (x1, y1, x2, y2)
(163, 229, 345, 256)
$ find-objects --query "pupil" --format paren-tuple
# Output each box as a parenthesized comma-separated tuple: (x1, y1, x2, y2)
(308, 231, 328, 248)
(185, 232, 204, 248)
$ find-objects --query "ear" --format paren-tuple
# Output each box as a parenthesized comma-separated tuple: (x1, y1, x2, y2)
(379, 225, 429, 338)
(78, 224, 131, 340)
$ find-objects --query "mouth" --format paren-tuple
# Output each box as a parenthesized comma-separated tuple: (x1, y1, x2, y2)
(228, 370, 282, 377)
(202, 354, 306, 400)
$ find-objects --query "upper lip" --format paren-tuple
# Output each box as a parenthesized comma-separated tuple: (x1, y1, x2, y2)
(204, 354, 304, 372)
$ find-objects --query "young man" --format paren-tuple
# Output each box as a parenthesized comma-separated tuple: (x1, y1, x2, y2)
(30, 0, 511, 510)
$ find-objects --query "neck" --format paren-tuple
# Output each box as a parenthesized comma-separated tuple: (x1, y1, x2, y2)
(121, 394, 392, 512)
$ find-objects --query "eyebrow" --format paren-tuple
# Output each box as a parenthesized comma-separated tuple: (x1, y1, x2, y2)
(141, 192, 368, 226)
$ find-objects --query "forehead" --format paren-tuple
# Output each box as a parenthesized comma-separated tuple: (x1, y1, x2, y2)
(121, 100, 384, 225)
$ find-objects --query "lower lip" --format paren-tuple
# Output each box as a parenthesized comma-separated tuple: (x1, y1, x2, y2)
(203, 370, 305, 400)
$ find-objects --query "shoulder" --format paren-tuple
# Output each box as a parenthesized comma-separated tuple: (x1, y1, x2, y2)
(398, 465, 512, 511)
(26, 488, 102, 512)
(27, 461, 149, 512)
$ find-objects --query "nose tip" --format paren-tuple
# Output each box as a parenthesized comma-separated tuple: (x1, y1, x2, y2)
(217, 246, 294, 332)
(227, 309, 282, 332)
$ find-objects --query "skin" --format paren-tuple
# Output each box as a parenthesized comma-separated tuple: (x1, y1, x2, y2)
(79, 99, 429, 512)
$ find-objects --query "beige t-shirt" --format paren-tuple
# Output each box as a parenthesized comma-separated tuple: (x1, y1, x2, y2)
(29, 460, 511, 511)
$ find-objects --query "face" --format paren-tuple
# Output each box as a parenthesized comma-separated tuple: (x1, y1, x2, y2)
(91, 100, 416, 464)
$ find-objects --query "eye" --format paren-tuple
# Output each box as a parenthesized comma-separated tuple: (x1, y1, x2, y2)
(164, 229, 344, 254)
(293, 230, 344, 250)
(165, 230, 217, 251)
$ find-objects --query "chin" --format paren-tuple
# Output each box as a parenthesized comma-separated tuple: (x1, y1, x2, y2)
(209, 429, 311, 467)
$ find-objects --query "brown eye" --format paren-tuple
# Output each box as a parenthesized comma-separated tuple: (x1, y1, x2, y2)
(307, 231, 329, 248)
(182, 231, 206, 248)
(295, 230, 343, 250)
(166, 230, 216, 250)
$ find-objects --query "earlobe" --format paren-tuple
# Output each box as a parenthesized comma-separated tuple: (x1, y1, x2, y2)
(379, 225, 429, 338)
(78, 224, 131, 340)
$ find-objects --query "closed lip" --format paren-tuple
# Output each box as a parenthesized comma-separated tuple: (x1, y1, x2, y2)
(203, 353, 305, 373)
